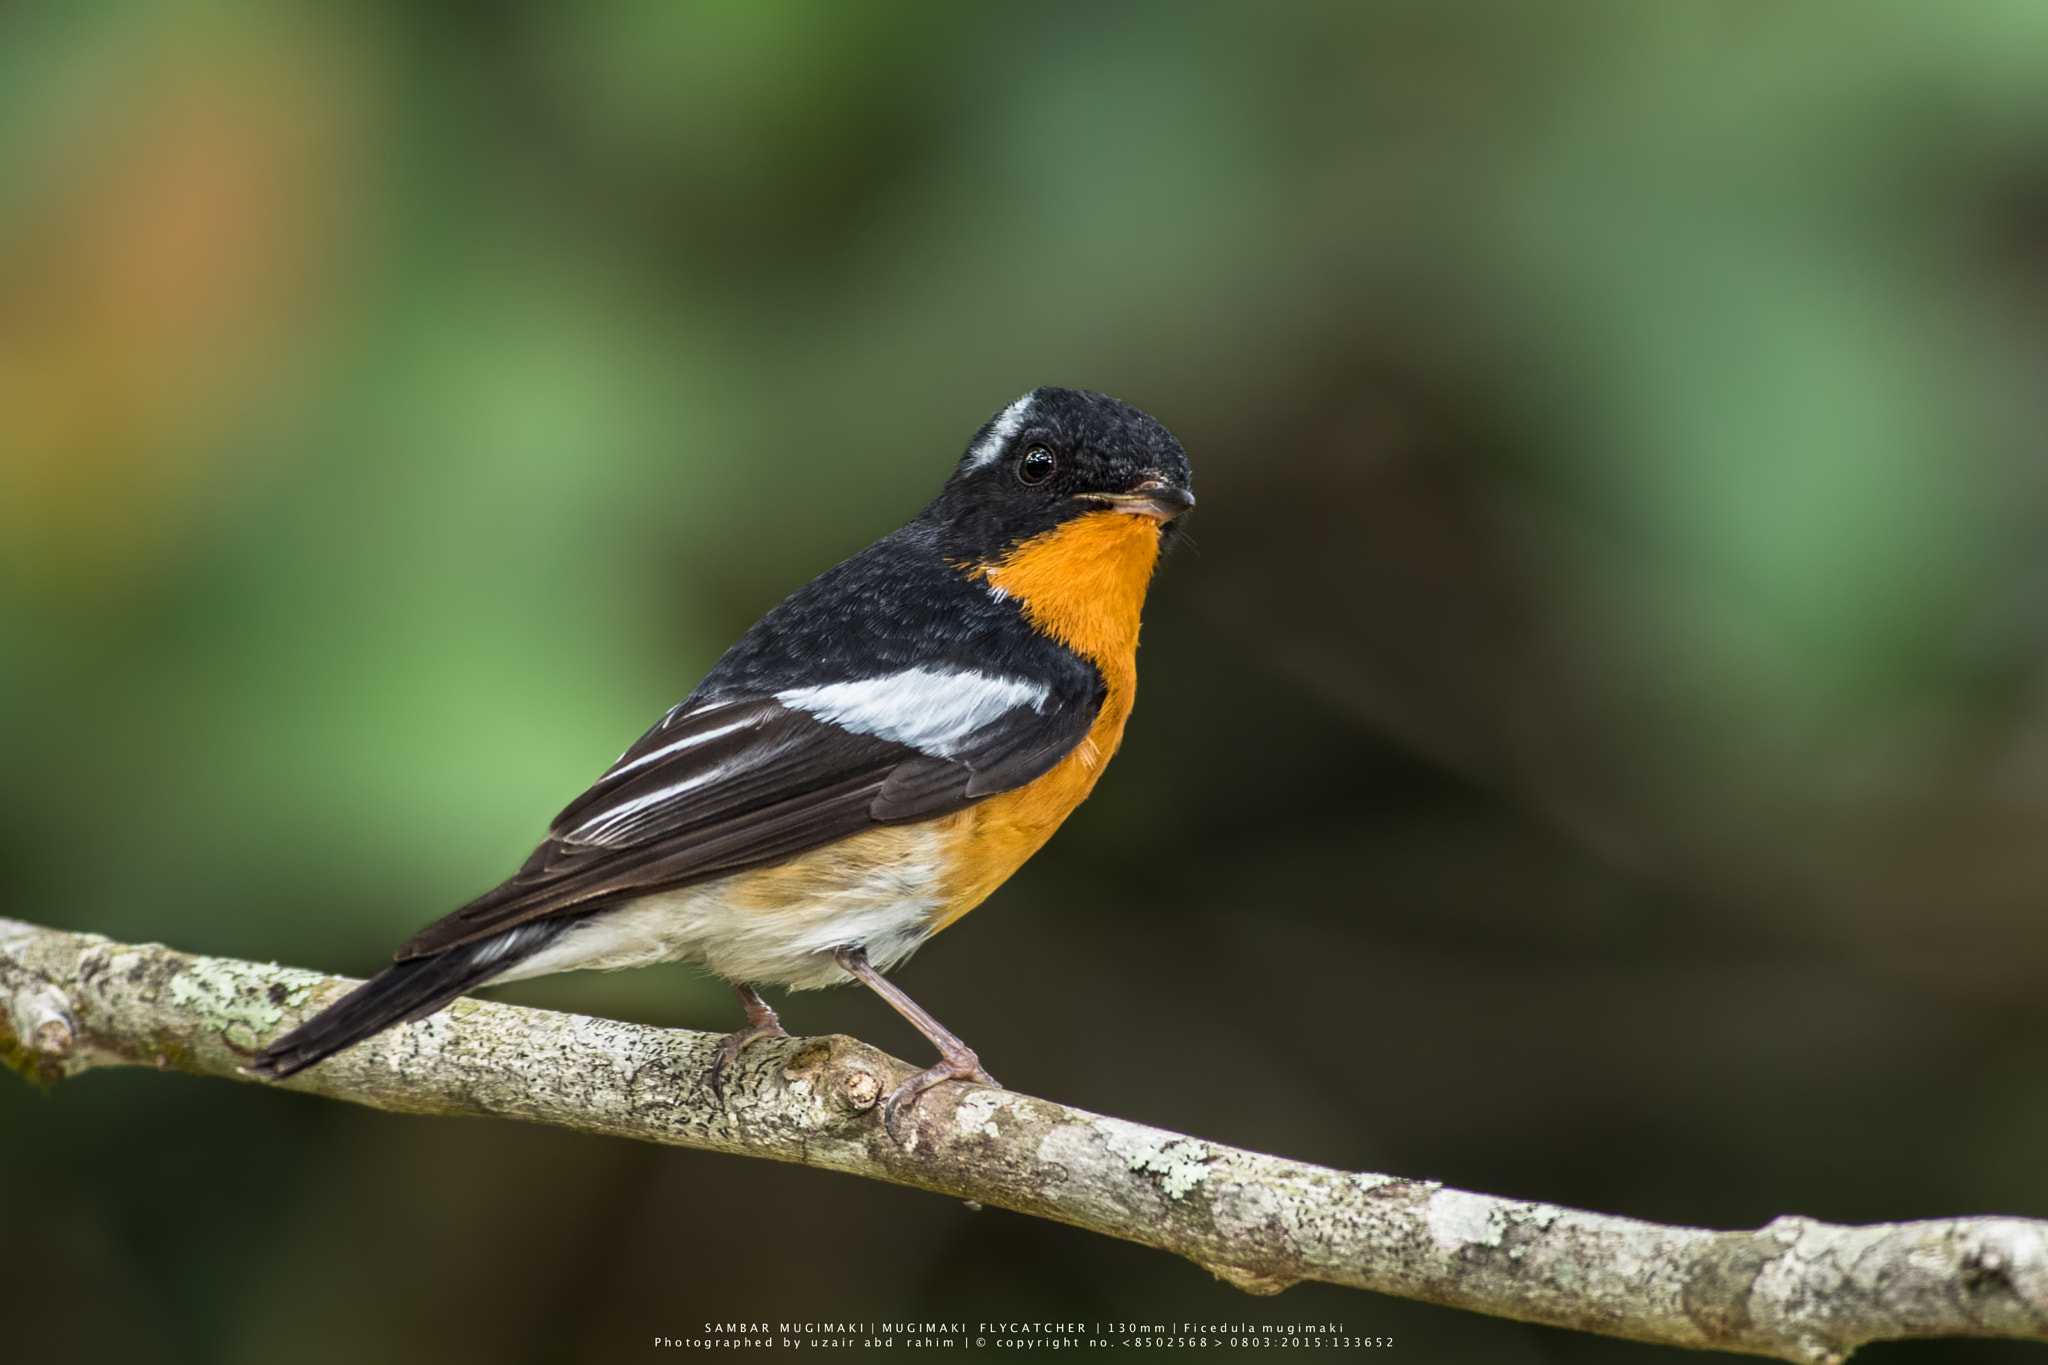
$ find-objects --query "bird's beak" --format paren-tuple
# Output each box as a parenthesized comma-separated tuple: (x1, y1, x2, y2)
(1079, 478, 1196, 523)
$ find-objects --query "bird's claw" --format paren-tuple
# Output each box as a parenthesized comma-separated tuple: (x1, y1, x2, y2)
(880, 1049, 1001, 1142)
(699, 1017, 790, 1099)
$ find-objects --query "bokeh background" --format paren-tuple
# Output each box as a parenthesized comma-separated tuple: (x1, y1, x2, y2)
(7, 2, 2048, 1361)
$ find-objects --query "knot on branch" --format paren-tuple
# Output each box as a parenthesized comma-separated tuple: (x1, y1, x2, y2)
(777, 1036, 894, 1118)
(12, 983, 76, 1058)
(0, 950, 80, 1085)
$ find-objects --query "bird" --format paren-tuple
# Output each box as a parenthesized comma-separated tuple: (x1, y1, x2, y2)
(249, 386, 1193, 1131)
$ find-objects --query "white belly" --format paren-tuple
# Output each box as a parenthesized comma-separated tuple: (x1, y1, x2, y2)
(490, 822, 951, 990)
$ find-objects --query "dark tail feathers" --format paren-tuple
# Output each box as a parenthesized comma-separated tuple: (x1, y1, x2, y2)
(249, 920, 570, 1080)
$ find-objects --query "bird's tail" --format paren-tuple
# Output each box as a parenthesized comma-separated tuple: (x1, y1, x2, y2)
(248, 920, 570, 1080)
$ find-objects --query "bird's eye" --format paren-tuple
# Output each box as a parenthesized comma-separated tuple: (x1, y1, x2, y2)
(1018, 445, 1056, 485)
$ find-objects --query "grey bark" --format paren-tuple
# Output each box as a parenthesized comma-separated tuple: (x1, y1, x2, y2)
(4, 915, 2044, 1362)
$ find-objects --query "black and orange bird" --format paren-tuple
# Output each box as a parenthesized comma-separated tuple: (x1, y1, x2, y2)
(251, 387, 1193, 1128)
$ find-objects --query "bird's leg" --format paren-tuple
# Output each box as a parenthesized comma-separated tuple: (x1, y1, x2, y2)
(833, 946, 998, 1137)
(701, 981, 789, 1096)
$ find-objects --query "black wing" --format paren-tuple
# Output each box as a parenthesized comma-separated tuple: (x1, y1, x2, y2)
(398, 525, 1103, 960)
(398, 677, 1097, 959)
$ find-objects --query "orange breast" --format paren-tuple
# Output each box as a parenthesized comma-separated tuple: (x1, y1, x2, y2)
(927, 509, 1164, 930)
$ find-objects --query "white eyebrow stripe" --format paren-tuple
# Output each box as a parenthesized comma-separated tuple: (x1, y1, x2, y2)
(776, 667, 1049, 757)
(605, 715, 754, 780)
(569, 764, 730, 843)
(960, 392, 1036, 471)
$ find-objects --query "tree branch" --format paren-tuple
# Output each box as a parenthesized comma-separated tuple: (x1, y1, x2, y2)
(4, 916, 2043, 1362)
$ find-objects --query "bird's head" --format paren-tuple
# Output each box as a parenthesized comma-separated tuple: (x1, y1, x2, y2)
(924, 387, 1194, 562)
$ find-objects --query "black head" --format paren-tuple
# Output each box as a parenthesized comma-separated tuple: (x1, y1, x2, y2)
(922, 387, 1194, 561)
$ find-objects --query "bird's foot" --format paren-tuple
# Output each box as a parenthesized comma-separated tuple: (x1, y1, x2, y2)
(700, 983, 789, 1099)
(882, 1042, 1000, 1142)
(830, 944, 1002, 1143)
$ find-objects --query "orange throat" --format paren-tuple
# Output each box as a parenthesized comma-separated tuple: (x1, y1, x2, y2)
(930, 510, 1164, 928)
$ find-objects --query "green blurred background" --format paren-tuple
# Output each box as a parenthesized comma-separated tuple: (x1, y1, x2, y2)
(7, 1, 2048, 1360)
